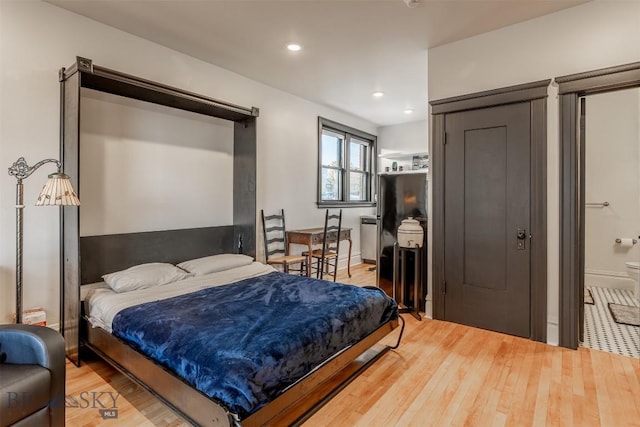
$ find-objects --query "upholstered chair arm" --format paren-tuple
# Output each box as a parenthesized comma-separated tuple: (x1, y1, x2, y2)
(0, 324, 66, 426)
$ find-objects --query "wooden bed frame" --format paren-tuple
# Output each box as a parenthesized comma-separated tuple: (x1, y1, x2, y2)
(78, 228, 399, 426)
(83, 320, 398, 427)
(82, 300, 397, 426)
(60, 58, 400, 426)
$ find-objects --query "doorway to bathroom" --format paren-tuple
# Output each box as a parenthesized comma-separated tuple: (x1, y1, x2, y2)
(581, 88, 640, 358)
(557, 62, 640, 356)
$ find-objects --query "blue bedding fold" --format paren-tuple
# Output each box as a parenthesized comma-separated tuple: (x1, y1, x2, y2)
(111, 271, 397, 419)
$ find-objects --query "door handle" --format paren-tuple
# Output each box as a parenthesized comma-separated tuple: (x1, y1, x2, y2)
(517, 228, 526, 250)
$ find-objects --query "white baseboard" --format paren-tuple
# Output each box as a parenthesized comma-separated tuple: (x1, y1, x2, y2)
(337, 252, 364, 271)
(424, 297, 433, 319)
(48, 323, 60, 332)
(585, 270, 634, 291)
(547, 321, 559, 346)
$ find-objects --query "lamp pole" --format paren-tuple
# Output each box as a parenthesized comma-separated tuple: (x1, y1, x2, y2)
(15, 177, 24, 324)
(16, 178, 24, 323)
(8, 157, 62, 324)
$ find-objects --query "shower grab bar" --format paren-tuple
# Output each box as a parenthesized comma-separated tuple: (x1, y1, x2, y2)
(586, 201, 609, 207)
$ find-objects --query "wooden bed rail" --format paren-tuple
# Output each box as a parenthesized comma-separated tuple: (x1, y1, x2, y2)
(82, 317, 399, 426)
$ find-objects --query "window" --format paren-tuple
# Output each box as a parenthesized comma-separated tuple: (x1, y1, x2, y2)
(318, 117, 376, 207)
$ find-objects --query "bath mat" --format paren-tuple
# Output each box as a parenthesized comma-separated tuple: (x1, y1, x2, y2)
(608, 303, 640, 327)
(584, 289, 594, 305)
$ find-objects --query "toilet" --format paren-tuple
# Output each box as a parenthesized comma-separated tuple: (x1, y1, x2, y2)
(626, 261, 640, 301)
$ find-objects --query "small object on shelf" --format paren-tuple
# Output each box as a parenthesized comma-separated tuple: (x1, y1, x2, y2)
(385, 166, 390, 172)
(392, 161, 398, 171)
(412, 154, 429, 170)
(399, 166, 404, 171)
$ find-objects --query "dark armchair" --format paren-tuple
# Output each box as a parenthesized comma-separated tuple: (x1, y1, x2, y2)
(0, 324, 65, 427)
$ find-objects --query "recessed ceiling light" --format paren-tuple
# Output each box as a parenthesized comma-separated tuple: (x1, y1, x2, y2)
(404, 108, 414, 114)
(372, 91, 384, 98)
(287, 44, 302, 52)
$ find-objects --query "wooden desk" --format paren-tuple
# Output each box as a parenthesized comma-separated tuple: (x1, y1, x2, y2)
(286, 227, 352, 277)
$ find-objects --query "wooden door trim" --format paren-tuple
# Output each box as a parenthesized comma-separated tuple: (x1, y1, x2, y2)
(557, 62, 640, 349)
(430, 80, 549, 342)
(431, 114, 446, 320)
(530, 97, 548, 343)
(431, 79, 550, 115)
(556, 62, 640, 95)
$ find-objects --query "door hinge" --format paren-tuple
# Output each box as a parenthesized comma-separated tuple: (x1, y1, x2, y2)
(442, 280, 447, 294)
(444, 133, 448, 145)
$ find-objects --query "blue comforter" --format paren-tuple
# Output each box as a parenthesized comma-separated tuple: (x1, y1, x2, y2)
(112, 271, 397, 419)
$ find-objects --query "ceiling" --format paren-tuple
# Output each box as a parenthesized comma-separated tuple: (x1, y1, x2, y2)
(46, 0, 585, 127)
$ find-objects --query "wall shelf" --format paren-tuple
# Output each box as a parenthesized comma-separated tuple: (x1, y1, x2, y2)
(378, 170, 428, 176)
(378, 151, 428, 160)
(378, 151, 429, 173)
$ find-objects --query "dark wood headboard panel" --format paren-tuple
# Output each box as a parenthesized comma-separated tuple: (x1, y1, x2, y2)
(80, 226, 236, 284)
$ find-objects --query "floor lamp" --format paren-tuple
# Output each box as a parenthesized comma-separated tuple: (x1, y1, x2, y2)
(8, 157, 80, 324)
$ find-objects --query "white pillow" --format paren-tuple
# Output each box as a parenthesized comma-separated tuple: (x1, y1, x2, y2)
(177, 254, 254, 276)
(102, 263, 192, 293)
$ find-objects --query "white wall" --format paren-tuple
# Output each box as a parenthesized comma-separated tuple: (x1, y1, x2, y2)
(378, 119, 428, 153)
(377, 119, 429, 171)
(585, 89, 640, 289)
(80, 89, 235, 236)
(0, 0, 376, 325)
(428, 0, 640, 345)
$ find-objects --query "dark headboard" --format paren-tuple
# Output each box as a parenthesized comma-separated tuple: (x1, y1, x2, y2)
(80, 226, 237, 284)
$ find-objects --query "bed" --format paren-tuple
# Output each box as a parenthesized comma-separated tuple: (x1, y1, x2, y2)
(59, 58, 400, 426)
(81, 253, 400, 426)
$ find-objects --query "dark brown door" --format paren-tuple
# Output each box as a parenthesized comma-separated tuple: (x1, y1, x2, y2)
(444, 102, 531, 338)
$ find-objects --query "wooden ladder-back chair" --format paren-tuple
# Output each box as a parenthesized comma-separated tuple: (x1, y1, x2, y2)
(261, 209, 308, 275)
(308, 209, 342, 281)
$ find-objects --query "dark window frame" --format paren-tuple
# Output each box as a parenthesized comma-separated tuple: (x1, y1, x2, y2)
(317, 117, 376, 207)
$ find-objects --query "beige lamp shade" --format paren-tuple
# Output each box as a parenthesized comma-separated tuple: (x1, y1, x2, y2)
(35, 172, 80, 206)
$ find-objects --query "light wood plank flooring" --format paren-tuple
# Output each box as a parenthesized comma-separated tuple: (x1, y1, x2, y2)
(66, 264, 640, 426)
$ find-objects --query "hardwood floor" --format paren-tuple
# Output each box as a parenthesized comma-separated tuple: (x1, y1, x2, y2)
(65, 264, 640, 426)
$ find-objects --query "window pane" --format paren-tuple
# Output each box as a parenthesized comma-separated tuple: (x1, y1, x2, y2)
(349, 171, 367, 201)
(318, 118, 375, 205)
(322, 167, 342, 201)
(349, 141, 367, 171)
(322, 132, 343, 167)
